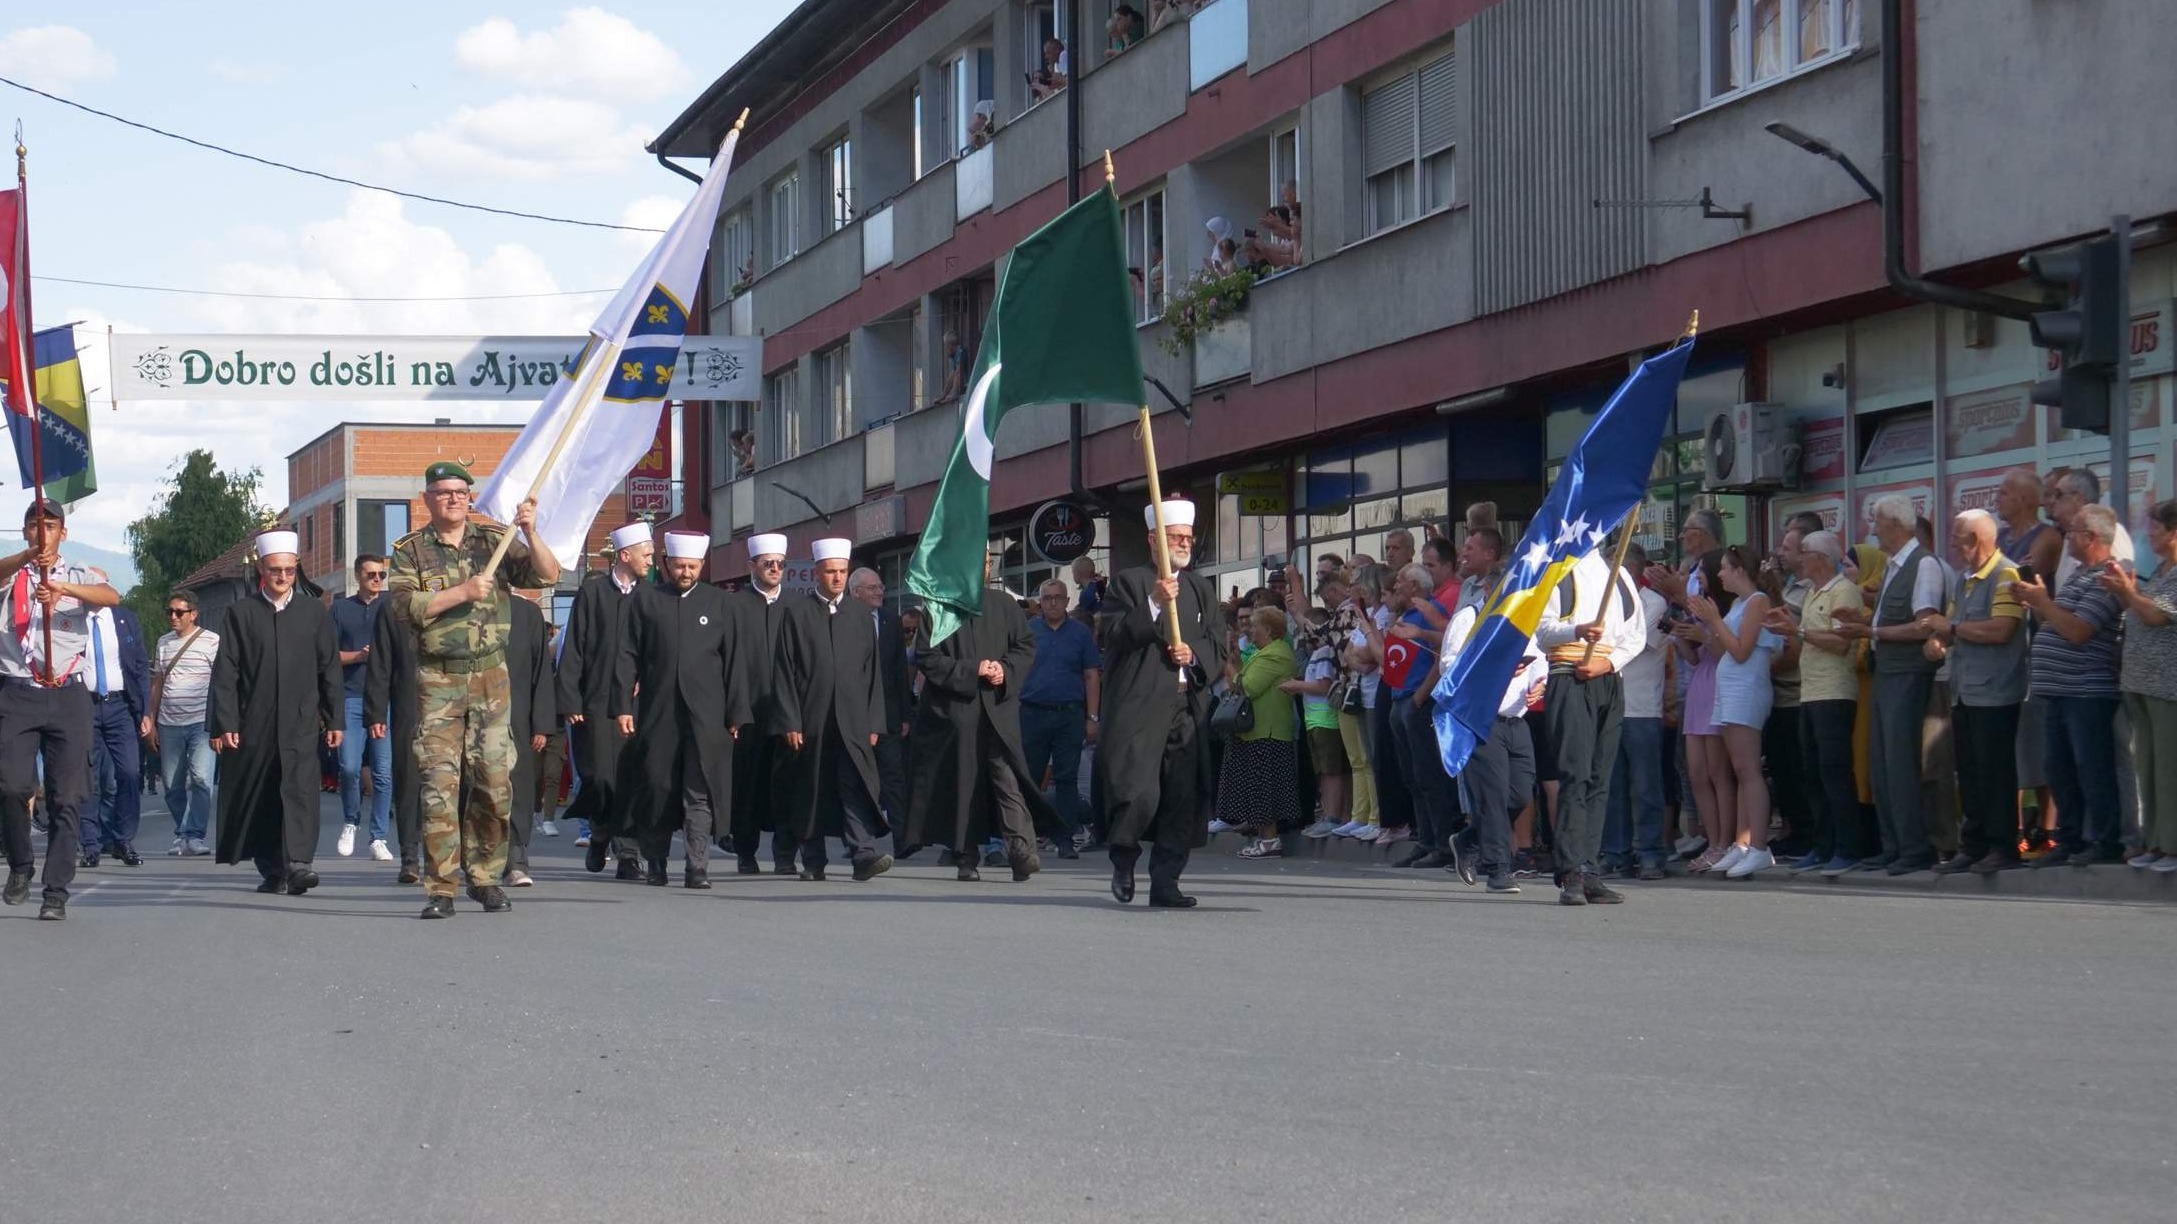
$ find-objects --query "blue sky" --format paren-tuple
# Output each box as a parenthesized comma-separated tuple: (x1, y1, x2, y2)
(0, 1, 797, 551)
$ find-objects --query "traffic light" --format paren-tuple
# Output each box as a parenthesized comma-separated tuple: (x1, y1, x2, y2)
(2021, 235, 2122, 433)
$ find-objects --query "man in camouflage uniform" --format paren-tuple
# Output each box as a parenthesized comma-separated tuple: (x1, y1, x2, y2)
(388, 461, 562, 919)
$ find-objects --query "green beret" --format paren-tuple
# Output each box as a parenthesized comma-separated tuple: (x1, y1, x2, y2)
(424, 461, 473, 487)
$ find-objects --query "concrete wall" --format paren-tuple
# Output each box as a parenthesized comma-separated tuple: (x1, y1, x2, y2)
(1250, 0, 1399, 70)
(756, 432, 868, 529)
(1916, 0, 2177, 269)
(1081, 19, 1192, 158)
(753, 220, 864, 338)
(853, 318, 916, 425)
(858, 87, 919, 209)
(1249, 204, 1471, 383)
(994, 93, 1068, 212)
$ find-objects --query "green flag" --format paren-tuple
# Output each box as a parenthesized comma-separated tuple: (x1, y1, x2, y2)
(906, 190, 1144, 645)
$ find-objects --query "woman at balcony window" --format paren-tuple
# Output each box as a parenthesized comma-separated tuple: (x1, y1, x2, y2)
(1253, 181, 1303, 270)
(965, 100, 997, 154)
(1108, 6, 1144, 56)
(1203, 217, 1240, 276)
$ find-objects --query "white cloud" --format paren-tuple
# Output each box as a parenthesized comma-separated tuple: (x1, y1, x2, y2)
(0, 25, 117, 92)
(206, 59, 287, 85)
(615, 192, 686, 251)
(454, 7, 690, 101)
(378, 94, 649, 182)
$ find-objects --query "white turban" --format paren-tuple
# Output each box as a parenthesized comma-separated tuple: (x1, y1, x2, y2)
(1144, 500, 1196, 529)
(812, 538, 853, 563)
(254, 530, 299, 559)
(662, 532, 710, 559)
(609, 522, 652, 551)
(747, 533, 788, 560)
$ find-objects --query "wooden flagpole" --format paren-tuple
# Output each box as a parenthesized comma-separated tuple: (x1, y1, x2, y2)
(1575, 312, 1697, 666)
(1108, 148, 1185, 651)
(481, 336, 623, 579)
(14, 129, 54, 684)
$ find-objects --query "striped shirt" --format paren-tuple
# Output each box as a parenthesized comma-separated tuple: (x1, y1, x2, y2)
(155, 628, 222, 724)
(2029, 564, 2123, 698)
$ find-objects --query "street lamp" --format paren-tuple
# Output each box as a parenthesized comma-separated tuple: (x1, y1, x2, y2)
(1763, 121, 1882, 203)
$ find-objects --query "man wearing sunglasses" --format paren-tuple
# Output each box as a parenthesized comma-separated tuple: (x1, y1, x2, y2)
(153, 590, 219, 857)
(332, 554, 395, 862)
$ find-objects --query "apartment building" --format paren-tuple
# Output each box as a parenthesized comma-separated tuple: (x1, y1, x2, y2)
(648, 0, 2177, 598)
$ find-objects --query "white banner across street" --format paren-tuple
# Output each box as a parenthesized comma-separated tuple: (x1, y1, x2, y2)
(108, 333, 761, 402)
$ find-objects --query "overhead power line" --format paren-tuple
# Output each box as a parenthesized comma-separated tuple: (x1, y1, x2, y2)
(35, 274, 615, 303)
(0, 74, 666, 234)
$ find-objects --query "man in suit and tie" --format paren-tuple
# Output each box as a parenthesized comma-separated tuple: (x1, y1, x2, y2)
(83, 601, 153, 867)
(851, 567, 914, 848)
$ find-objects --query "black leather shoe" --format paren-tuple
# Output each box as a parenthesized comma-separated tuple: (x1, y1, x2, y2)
(398, 860, 421, 885)
(1581, 873, 1625, 904)
(1392, 844, 1436, 868)
(645, 860, 668, 887)
(1557, 879, 1589, 906)
(773, 859, 797, 877)
(286, 867, 319, 896)
(957, 864, 982, 882)
(1931, 853, 1974, 875)
(799, 865, 827, 881)
(614, 858, 643, 881)
(1448, 844, 1476, 886)
(937, 848, 958, 866)
(1886, 854, 1936, 876)
(78, 850, 99, 869)
(1146, 891, 1197, 909)
(684, 871, 711, 890)
(1054, 842, 1079, 860)
(38, 894, 65, 921)
(469, 885, 512, 912)
(585, 840, 609, 873)
(1110, 859, 1135, 904)
(117, 845, 142, 867)
(737, 855, 762, 875)
(2, 869, 31, 905)
(255, 876, 283, 894)
(852, 854, 893, 882)
(419, 896, 455, 919)
(1008, 849, 1040, 882)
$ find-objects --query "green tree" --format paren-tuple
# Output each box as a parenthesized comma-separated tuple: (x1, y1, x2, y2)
(123, 449, 272, 625)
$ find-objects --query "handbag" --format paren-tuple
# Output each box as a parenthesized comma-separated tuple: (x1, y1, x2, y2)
(1209, 685, 1255, 739)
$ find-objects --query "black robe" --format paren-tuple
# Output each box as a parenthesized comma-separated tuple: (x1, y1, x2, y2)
(728, 585, 787, 838)
(363, 600, 422, 855)
(772, 591, 886, 841)
(613, 580, 753, 846)
(1093, 565, 1223, 849)
(209, 590, 341, 867)
(556, 572, 638, 834)
(903, 587, 1061, 850)
(508, 597, 556, 818)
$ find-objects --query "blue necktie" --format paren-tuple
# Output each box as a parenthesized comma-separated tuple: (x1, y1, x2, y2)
(92, 617, 109, 697)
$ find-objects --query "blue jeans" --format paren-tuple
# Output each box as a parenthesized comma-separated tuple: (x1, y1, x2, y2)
(1603, 717, 1665, 867)
(1020, 702, 1087, 837)
(339, 693, 392, 841)
(159, 721, 214, 840)
(2044, 694, 2122, 855)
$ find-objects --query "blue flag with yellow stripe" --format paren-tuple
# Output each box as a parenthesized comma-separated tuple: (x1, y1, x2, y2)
(3, 325, 96, 503)
(1432, 335, 1694, 776)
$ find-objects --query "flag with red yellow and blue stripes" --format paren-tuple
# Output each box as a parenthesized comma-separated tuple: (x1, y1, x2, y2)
(1432, 334, 1695, 776)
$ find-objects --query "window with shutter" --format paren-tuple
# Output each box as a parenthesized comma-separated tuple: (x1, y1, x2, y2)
(1416, 53, 1455, 157)
(1361, 73, 1417, 180)
(1359, 45, 1456, 237)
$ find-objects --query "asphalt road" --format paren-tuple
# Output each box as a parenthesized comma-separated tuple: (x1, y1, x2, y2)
(4, 799, 2171, 1224)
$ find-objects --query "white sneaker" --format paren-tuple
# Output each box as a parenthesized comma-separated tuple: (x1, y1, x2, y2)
(538, 820, 559, 838)
(574, 833, 592, 848)
(1674, 835, 1707, 858)
(369, 839, 394, 862)
(167, 838, 183, 856)
(1330, 821, 1364, 837)
(1725, 846, 1775, 878)
(2127, 851, 2164, 869)
(1302, 819, 1341, 839)
(1352, 825, 1382, 843)
(184, 838, 209, 857)
(1207, 818, 1234, 835)
(1711, 844, 1749, 875)
(2153, 856, 2177, 873)
(336, 825, 357, 857)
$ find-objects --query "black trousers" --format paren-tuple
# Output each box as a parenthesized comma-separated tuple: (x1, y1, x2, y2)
(729, 732, 789, 866)
(640, 735, 714, 873)
(0, 679, 90, 897)
(875, 730, 910, 837)
(1370, 694, 1413, 831)
(1454, 715, 1532, 877)
(800, 728, 883, 870)
(1392, 696, 1457, 848)
(1108, 698, 1203, 894)
(1798, 700, 1861, 861)
(1870, 670, 1935, 862)
(567, 720, 639, 863)
(971, 751, 1038, 854)
(1954, 702, 2022, 860)
(1543, 671, 1622, 876)
(1763, 700, 1811, 849)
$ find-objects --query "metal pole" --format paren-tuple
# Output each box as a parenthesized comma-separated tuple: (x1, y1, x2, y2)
(2111, 213, 2132, 525)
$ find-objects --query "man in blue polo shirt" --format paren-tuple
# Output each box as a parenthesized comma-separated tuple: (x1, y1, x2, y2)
(331, 553, 395, 861)
(1021, 577, 1101, 857)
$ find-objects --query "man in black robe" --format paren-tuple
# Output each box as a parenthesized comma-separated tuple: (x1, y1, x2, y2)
(905, 550, 1058, 882)
(614, 531, 752, 888)
(557, 521, 651, 880)
(364, 599, 423, 883)
(723, 532, 790, 874)
(504, 594, 556, 888)
(1094, 500, 1223, 908)
(851, 567, 914, 847)
(209, 530, 342, 896)
(773, 537, 890, 882)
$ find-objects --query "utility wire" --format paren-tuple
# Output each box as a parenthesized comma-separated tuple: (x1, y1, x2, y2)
(35, 274, 615, 303)
(0, 74, 666, 234)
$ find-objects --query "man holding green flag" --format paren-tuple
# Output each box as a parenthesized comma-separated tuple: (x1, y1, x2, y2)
(905, 189, 1146, 646)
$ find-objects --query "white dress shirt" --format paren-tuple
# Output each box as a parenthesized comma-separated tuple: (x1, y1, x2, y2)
(1532, 552, 1647, 672)
(1873, 538, 1945, 626)
(1441, 603, 1548, 719)
(1619, 587, 1671, 719)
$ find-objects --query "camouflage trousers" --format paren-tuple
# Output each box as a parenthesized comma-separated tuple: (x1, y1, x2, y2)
(415, 661, 516, 898)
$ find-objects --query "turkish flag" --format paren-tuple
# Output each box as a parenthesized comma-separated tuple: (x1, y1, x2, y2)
(1381, 636, 1418, 692)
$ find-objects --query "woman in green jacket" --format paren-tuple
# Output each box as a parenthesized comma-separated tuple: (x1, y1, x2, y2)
(1217, 606, 1301, 858)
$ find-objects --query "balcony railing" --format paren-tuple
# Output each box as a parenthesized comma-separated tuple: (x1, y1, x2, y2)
(864, 419, 896, 490)
(1192, 310, 1251, 388)
(1188, 0, 1249, 91)
(728, 291, 753, 337)
(862, 206, 894, 276)
(729, 477, 755, 536)
(955, 145, 994, 222)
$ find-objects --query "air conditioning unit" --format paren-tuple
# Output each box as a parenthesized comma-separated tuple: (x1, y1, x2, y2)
(1702, 402, 1800, 491)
